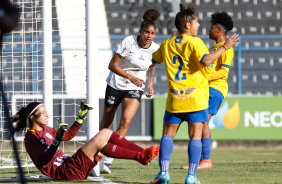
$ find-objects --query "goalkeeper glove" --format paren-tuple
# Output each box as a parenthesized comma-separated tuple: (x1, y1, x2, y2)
(52, 118, 68, 146)
(76, 101, 93, 124)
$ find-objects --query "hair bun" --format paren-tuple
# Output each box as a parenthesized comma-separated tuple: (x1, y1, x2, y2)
(143, 9, 160, 22)
(179, 3, 195, 14)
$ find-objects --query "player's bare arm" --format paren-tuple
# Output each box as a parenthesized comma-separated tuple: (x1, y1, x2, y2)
(108, 54, 145, 87)
(202, 33, 239, 66)
(146, 62, 156, 97)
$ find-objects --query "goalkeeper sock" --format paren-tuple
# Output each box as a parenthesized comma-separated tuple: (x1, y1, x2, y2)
(188, 139, 202, 176)
(101, 142, 137, 160)
(201, 137, 211, 160)
(108, 132, 143, 151)
(159, 135, 173, 173)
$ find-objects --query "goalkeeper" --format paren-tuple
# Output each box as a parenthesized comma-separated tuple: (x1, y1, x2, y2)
(13, 101, 159, 180)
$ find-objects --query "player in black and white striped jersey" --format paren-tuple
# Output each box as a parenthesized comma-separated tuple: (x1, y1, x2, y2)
(100, 9, 160, 174)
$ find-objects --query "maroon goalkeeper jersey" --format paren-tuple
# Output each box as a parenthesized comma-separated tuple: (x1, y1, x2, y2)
(25, 123, 101, 180)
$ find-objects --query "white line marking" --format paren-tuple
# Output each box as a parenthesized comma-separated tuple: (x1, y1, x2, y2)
(88, 176, 119, 184)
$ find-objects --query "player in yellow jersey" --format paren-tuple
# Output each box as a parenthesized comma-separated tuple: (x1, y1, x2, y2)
(149, 4, 239, 184)
(182, 12, 235, 171)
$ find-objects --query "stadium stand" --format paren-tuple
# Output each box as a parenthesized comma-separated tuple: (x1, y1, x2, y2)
(104, 0, 282, 95)
(0, 0, 281, 141)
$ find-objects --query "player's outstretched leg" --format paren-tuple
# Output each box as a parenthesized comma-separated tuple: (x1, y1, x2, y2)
(97, 130, 159, 166)
(100, 131, 147, 173)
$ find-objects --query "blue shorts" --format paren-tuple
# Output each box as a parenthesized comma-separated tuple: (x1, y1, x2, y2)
(164, 109, 209, 123)
(208, 87, 224, 116)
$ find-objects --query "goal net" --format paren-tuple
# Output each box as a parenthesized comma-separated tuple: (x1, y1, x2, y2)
(0, 0, 93, 181)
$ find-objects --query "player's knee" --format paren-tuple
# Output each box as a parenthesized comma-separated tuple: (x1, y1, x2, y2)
(119, 119, 131, 129)
(90, 129, 113, 147)
(100, 128, 112, 135)
(97, 128, 113, 139)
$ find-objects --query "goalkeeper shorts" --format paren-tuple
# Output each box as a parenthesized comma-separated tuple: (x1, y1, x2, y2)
(56, 148, 102, 180)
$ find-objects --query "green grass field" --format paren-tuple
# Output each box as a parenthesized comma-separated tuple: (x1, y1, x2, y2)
(2, 149, 282, 184)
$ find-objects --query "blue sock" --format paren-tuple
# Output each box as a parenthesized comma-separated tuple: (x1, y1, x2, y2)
(188, 139, 202, 176)
(202, 137, 211, 160)
(159, 135, 173, 173)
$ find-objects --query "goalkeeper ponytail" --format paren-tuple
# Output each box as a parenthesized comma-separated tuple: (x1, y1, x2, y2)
(13, 102, 42, 133)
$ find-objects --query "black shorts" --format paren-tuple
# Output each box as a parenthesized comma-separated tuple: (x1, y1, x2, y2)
(104, 85, 143, 108)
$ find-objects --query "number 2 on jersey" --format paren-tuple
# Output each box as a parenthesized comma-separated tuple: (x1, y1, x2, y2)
(172, 55, 186, 81)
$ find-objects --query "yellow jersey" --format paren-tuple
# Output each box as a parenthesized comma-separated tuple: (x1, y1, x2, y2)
(204, 41, 234, 97)
(153, 34, 209, 113)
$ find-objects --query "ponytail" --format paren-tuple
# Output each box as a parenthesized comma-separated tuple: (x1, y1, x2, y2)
(13, 107, 27, 133)
(175, 4, 197, 33)
(13, 102, 42, 133)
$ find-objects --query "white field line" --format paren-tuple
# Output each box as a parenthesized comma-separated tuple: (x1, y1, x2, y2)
(0, 176, 117, 183)
(88, 176, 119, 184)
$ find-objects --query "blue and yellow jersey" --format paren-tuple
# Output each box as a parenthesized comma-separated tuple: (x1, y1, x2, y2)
(204, 41, 234, 97)
(153, 34, 209, 113)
